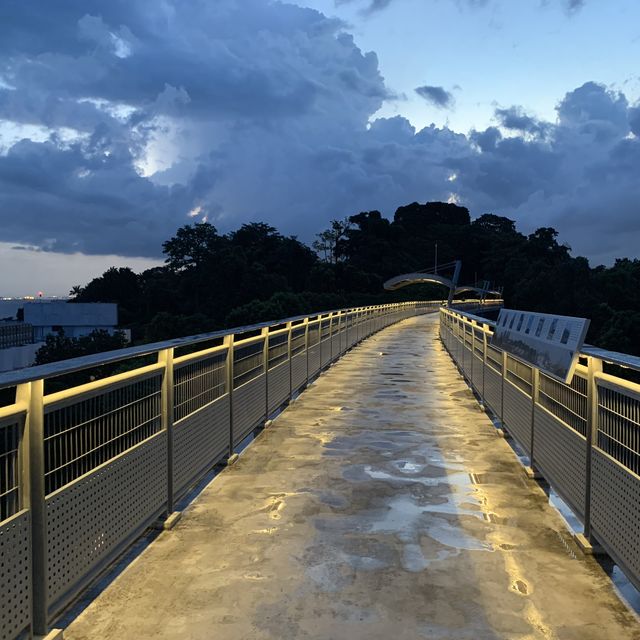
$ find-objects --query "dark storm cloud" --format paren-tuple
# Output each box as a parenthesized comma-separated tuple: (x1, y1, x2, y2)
(0, 0, 636, 266)
(415, 86, 455, 110)
(566, 0, 586, 11)
(339, 0, 584, 14)
(494, 107, 549, 137)
(629, 106, 640, 137)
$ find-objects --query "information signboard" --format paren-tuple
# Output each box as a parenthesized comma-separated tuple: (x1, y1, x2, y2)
(491, 309, 590, 383)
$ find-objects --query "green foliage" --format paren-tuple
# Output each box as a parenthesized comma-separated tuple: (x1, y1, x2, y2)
(70, 267, 142, 325)
(144, 313, 214, 342)
(225, 291, 347, 328)
(34, 330, 129, 365)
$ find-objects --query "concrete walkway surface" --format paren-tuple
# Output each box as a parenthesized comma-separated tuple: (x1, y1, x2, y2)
(65, 314, 640, 640)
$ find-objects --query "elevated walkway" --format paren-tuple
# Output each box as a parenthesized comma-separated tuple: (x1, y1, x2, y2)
(64, 315, 637, 640)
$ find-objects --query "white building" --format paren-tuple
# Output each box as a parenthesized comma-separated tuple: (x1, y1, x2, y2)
(0, 302, 121, 373)
(0, 321, 41, 373)
(24, 302, 119, 341)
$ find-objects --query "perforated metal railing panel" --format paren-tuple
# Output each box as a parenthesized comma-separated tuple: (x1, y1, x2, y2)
(486, 344, 502, 374)
(473, 330, 484, 359)
(347, 316, 357, 347)
(232, 375, 266, 446)
(308, 344, 320, 378)
(591, 448, 640, 590)
(534, 404, 587, 518)
(597, 381, 640, 475)
(267, 333, 288, 370)
(472, 353, 484, 394)
(320, 335, 332, 368)
(538, 372, 588, 436)
(291, 352, 307, 393)
(502, 380, 533, 455)
(174, 352, 227, 422)
(267, 360, 290, 414)
(0, 511, 31, 640)
(331, 331, 339, 360)
(173, 395, 230, 498)
(484, 365, 502, 418)
(44, 374, 163, 495)
(505, 355, 533, 396)
(233, 341, 264, 389)
(46, 431, 167, 613)
(290, 327, 306, 357)
(320, 319, 331, 342)
(462, 332, 472, 378)
(0, 418, 20, 521)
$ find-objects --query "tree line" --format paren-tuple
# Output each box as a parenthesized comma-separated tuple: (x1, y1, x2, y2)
(59, 201, 640, 360)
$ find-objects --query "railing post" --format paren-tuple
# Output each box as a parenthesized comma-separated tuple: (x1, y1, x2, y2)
(304, 317, 310, 385)
(328, 314, 334, 362)
(529, 367, 540, 476)
(470, 320, 476, 387)
(500, 350, 507, 426)
(482, 326, 488, 399)
(584, 355, 603, 541)
(262, 326, 269, 418)
(158, 348, 175, 516)
(286, 321, 293, 402)
(19, 379, 48, 636)
(225, 334, 234, 456)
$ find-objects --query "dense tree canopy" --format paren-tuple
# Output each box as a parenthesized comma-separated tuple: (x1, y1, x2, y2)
(67, 202, 640, 358)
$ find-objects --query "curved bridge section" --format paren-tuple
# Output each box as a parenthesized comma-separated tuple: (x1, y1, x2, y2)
(383, 261, 501, 305)
(383, 272, 455, 291)
(453, 284, 503, 297)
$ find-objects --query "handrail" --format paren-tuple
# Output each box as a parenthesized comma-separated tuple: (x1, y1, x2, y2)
(444, 306, 640, 374)
(0, 301, 454, 389)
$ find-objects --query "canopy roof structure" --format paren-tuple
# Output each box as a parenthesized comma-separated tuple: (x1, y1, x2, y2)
(383, 261, 502, 305)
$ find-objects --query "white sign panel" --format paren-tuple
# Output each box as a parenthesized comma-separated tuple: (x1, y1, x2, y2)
(491, 309, 590, 383)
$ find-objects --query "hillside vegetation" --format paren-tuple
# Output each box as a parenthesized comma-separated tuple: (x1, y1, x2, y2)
(70, 202, 640, 357)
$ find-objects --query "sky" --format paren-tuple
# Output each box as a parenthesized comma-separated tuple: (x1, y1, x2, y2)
(0, 0, 639, 295)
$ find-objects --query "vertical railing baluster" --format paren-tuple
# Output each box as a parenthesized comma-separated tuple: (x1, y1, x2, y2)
(500, 350, 507, 426)
(158, 348, 174, 516)
(482, 325, 488, 400)
(262, 327, 269, 420)
(529, 367, 540, 477)
(286, 321, 293, 404)
(304, 316, 309, 387)
(225, 334, 234, 457)
(584, 355, 603, 543)
(19, 379, 48, 636)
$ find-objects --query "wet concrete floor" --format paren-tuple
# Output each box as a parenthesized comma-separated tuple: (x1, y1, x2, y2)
(65, 314, 640, 639)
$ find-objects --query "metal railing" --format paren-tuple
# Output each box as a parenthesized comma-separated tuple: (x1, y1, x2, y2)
(440, 306, 640, 595)
(0, 299, 453, 639)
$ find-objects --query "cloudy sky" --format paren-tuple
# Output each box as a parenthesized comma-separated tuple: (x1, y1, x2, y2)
(0, 0, 639, 295)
